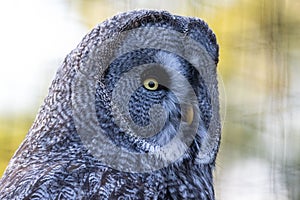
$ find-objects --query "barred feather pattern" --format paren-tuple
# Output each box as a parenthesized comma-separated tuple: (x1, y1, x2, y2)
(0, 10, 220, 200)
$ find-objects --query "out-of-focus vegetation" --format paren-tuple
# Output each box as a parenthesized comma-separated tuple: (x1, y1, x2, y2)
(0, 0, 299, 199)
(0, 116, 33, 175)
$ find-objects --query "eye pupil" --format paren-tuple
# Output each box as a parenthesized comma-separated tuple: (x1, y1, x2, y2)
(148, 81, 155, 88)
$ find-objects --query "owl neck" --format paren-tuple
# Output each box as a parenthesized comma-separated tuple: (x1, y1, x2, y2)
(159, 161, 215, 199)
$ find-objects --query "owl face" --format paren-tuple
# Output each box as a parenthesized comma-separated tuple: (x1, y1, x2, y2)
(70, 10, 220, 172)
(95, 48, 207, 155)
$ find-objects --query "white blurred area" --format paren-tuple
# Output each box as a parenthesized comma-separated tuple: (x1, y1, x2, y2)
(0, 0, 87, 114)
(216, 158, 289, 200)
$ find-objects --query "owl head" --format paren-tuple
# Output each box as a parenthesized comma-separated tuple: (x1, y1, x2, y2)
(21, 10, 219, 174)
(69, 10, 220, 173)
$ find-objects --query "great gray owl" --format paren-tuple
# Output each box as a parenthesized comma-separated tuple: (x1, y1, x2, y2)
(0, 10, 220, 199)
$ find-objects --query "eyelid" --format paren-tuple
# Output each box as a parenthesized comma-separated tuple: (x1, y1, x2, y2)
(141, 66, 170, 88)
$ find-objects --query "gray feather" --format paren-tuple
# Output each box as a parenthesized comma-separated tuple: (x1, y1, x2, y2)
(0, 10, 220, 200)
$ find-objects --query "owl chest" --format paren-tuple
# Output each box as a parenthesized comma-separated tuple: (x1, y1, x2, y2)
(94, 166, 212, 200)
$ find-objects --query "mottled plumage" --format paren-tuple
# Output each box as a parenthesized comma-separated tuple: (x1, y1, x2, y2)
(0, 10, 220, 199)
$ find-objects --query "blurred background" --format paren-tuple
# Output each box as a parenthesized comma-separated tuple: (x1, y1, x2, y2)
(0, 0, 299, 199)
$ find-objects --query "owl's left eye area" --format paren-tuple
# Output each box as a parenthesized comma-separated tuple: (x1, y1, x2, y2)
(143, 78, 159, 91)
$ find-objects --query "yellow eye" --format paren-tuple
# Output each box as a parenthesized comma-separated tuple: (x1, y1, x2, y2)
(143, 78, 159, 91)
